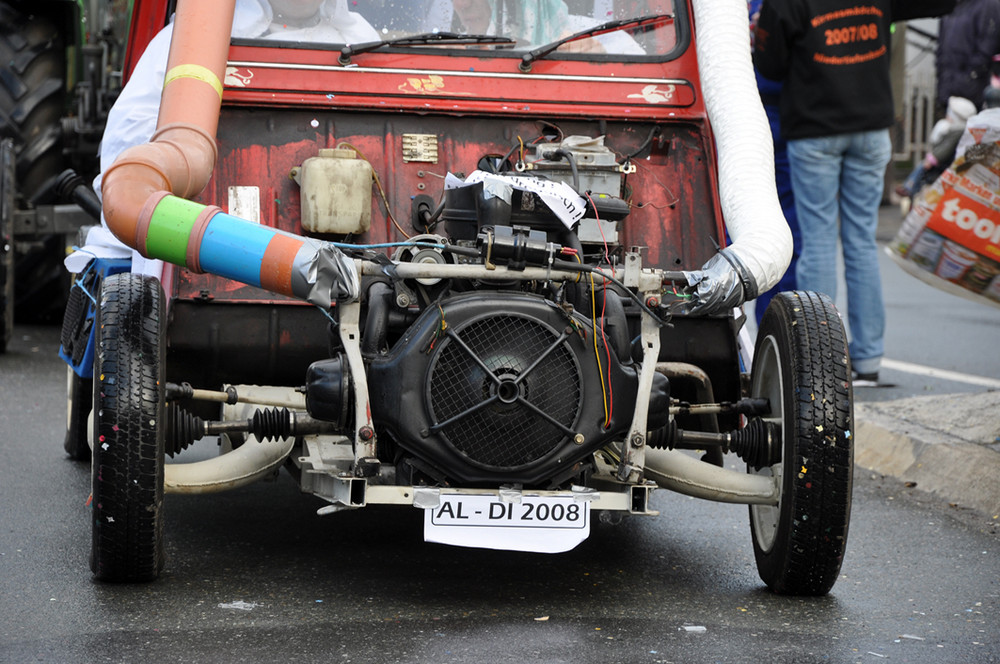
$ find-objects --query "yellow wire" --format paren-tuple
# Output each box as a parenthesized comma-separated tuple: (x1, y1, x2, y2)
(589, 273, 610, 427)
(571, 249, 582, 282)
(336, 142, 411, 239)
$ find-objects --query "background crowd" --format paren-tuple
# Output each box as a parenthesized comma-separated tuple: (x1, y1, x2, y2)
(749, 0, 999, 386)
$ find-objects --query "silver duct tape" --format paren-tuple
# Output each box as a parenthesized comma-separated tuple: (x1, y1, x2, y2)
(675, 249, 757, 316)
(291, 241, 361, 307)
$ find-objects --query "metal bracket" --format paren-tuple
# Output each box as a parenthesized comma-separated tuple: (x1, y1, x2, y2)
(338, 300, 380, 475)
(617, 290, 661, 483)
(13, 205, 92, 236)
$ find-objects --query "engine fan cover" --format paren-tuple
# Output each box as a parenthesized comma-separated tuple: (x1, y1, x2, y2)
(368, 292, 645, 485)
(428, 311, 582, 470)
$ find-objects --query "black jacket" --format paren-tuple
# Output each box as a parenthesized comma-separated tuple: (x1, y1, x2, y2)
(753, 0, 956, 140)
(936, 0, 1000, 109)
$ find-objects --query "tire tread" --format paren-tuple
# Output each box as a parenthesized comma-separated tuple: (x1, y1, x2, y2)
(752, 290, 853, 595)
(91, 273, 165, 582)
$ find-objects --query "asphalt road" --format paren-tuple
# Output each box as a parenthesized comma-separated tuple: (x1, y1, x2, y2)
(1, 324, 998, 663)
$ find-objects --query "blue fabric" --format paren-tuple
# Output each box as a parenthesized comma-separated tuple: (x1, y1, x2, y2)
(900, 161, 928, 197)
(748, 0, 798, 327)
(58, 257, 133, 377)
(787, 130, 892, 375)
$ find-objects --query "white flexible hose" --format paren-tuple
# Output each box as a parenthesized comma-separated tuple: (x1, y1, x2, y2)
(692, 0, 792, 298)
(644, 447, 778, 504)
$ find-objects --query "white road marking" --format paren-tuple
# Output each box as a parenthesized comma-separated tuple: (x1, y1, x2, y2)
(882, 358, 1000, 389)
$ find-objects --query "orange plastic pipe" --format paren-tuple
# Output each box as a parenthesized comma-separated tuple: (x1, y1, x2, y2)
(100, 0, 237, 252)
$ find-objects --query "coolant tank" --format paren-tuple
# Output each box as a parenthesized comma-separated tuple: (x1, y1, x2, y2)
(294, 148, 373, 234)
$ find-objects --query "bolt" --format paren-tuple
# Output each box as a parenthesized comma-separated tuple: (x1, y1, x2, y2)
(358, 426, 375, 441)
(573, 433, 585, 445)
(645, 296, 660, 308)
(630, 433, 645, 448)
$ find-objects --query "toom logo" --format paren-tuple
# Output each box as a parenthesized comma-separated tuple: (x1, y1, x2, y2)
(926, 189, 1000, 259)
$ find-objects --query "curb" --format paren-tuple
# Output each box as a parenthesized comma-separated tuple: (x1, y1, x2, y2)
(854, 391, 1000, 517)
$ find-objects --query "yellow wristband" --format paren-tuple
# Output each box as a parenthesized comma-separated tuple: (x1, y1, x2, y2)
(164, 64, 224, 99)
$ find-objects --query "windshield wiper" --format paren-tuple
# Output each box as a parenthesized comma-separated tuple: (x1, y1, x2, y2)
(339, 32, 516, 65)
(519, 14, 674, 72)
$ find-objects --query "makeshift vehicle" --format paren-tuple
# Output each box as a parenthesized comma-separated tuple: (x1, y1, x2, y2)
(60, 0, 854, 594)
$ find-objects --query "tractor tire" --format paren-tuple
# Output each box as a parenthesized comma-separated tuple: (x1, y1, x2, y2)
(91, 273, 166, 582)
(0, 138, 13, 353)
(748, 291, 854, 596)
(0, 2, 72, 324)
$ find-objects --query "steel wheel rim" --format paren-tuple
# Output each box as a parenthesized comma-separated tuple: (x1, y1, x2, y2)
(750, 334, 784, 553)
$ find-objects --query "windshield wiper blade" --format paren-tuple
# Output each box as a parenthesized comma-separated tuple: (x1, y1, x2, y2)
(339, 32, 516, 65)
(519, 14, 674, 72)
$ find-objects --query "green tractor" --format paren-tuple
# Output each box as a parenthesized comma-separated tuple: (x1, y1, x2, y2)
(0, 0, 130, 352)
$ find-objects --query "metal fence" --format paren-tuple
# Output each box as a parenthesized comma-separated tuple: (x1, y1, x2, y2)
(897, 68, 937, 165)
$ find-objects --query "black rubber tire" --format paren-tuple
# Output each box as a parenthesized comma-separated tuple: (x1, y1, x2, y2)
(60, 249, 99, 459)
(0, 3, 66, 198)
(748, 290, 853, 596)
(64, 367, 92, 461)
(91, 273, 166, 582)
(0, 3, 71, 324)
(0, 138, 13, 353)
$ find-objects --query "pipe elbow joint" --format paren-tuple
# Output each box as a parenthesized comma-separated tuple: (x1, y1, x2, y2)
(101, 150, 172, 250)
(150, 123, 219, 198)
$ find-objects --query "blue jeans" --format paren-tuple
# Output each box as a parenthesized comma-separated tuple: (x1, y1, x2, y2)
(787, 130, 892, 375)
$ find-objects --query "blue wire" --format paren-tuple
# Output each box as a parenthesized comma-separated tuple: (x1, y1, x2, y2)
(329, 241, 445, 250)
(69, 248, 99, 306)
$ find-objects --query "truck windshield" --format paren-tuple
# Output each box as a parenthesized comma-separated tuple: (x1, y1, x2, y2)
(237, 0, 678, 59)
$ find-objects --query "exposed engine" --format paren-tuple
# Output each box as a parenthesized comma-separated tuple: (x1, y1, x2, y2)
(301, 136, 671, 488)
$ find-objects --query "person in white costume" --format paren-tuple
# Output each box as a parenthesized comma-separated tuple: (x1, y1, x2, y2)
(436, 0, 644, 54)
(67, 0, 379, 277)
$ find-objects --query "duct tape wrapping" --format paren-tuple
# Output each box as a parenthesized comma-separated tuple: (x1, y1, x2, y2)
(675, 249, 753, 316)
(303, 243, 361, 308)
(692, 0, 792, 303)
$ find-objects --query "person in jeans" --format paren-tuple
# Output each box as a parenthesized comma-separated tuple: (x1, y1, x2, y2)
(753, 0, 955, 386)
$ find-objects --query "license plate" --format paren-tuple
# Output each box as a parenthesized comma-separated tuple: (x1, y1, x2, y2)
(424, 494, 590, 553)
